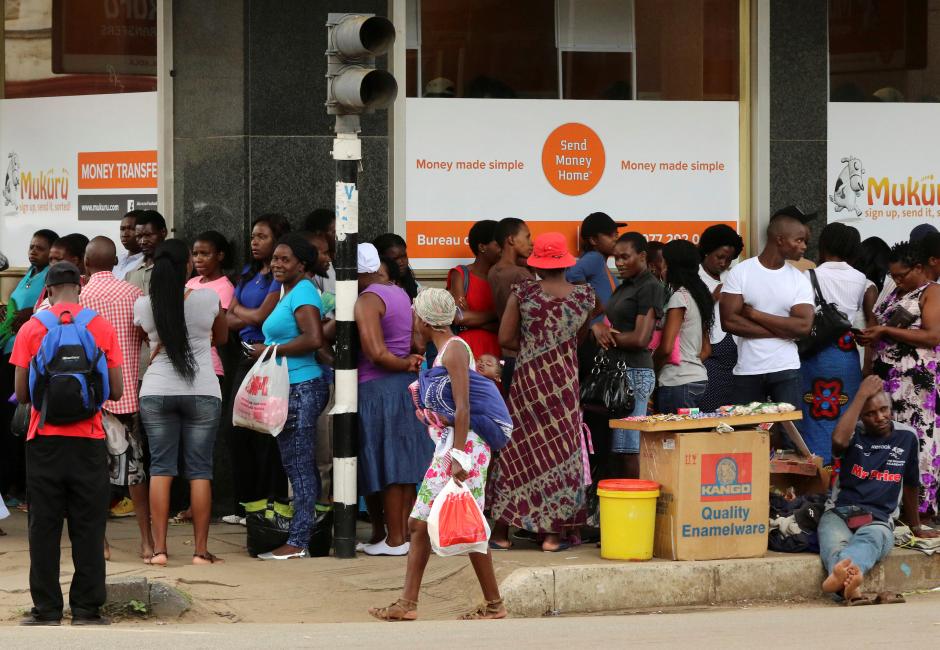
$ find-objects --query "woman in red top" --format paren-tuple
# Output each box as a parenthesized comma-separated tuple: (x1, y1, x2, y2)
(447, 220, 501, 360)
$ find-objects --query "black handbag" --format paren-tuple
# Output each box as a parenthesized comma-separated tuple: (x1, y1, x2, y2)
(580, 350, 636, 419)
(798, 270, 852, 359)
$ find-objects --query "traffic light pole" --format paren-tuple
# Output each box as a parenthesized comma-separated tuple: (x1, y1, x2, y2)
(332, 115, 361, 559)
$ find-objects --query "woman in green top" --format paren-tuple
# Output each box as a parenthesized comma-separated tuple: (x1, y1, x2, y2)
(1, 229, 58, 504)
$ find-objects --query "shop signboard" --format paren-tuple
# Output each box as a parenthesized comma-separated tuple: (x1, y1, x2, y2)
(827, 102, 940, 244)
(52, 0, 158, 76)
(405, 98, 740, 270)
(0, 92, 158, 266)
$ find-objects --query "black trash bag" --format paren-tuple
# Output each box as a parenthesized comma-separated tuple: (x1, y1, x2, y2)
(245, 500, 292, 557)
(308, 505, 333, 557)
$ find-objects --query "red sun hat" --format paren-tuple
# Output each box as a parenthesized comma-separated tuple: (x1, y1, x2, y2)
(527, 232, 577, 270)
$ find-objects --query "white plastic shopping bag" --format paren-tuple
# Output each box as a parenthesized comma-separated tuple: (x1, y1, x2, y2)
(427, 478, 490, 556)
(232, 345, 290, 436)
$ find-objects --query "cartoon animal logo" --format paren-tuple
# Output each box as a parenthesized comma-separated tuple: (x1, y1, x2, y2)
(3, 152, 20, 211)
(829, 155, 865, 217)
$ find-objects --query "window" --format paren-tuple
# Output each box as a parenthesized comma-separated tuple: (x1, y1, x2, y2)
(406, 0, 739, 101)
(3, 0, 157, 99)
(829, 0, 938, 102)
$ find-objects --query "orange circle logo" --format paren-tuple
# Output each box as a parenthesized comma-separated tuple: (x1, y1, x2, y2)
(541, 122, 605, 195)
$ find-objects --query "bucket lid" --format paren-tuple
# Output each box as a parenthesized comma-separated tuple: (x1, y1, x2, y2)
(597, 479, 659, 492)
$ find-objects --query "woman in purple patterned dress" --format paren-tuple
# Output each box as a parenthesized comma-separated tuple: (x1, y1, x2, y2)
(862, 241, 940, 518)
(489, 233, 595, 552)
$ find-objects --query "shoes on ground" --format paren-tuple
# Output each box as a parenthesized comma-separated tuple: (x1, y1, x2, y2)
(363, 539, 410, 556)
(109, 497, 135, 518)
(221, 514, 246, 526)
(257, 548, 308, 560)
(71, 615, 111, 626)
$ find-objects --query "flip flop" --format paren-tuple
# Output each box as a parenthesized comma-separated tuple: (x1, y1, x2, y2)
(488, 540, 512, 551)
(844, 594, 875, 606)
(874, 591, 905, 604)
(542, 541, 573, 553)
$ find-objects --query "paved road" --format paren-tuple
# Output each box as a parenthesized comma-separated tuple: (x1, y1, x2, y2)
(1, 594, 937, 649)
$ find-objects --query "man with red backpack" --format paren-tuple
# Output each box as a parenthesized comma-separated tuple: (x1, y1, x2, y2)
(10, 262, 123, 626)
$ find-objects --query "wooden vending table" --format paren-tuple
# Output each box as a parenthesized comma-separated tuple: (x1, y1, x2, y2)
(608, 411, 802, 560)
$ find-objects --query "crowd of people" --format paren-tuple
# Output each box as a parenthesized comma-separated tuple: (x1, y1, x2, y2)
(1, 205, 939, 623)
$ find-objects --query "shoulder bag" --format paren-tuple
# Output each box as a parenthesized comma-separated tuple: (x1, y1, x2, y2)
(797, 270, 852, 359)
(580, 349, 636, 419)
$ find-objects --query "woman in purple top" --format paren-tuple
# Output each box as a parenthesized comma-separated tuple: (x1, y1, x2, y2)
(355, 244, 433, 556)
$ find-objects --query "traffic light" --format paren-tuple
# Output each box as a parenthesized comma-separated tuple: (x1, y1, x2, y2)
(326, 13, 398, 115)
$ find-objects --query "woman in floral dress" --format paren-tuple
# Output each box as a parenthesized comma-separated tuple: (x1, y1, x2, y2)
(489, 233, 596, 552)
(861, 241, 940, 517)
(369, 289, 504, 622)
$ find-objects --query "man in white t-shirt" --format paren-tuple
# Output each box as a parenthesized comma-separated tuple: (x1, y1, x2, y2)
(719, 214, 814, 405)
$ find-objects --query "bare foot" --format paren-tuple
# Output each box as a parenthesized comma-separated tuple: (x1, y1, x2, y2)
(192, 551, 224, 565)
(822, 558, 852, 593)
(103, 539, 111, 562)
(139, 542, 154, 560)
(843, 563, 864, 601)
(145, 551, 168, 566)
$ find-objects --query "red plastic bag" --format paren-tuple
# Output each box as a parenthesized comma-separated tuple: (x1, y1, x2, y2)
(427, 479, 490, 556)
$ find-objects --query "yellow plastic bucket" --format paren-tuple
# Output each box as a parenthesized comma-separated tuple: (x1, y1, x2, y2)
(597, 479, 660, 561)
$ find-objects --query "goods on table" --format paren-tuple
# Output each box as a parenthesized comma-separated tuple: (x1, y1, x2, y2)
(620, 402, 796, 423)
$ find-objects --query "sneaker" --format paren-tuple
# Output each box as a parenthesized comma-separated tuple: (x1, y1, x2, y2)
(221, 514, 242, 525)
(109, 497, 135, 518)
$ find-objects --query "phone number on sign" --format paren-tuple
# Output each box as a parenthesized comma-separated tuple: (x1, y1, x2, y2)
(644, 233, 701, 244)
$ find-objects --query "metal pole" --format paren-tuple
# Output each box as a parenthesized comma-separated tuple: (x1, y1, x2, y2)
(331, 114, 361, 559)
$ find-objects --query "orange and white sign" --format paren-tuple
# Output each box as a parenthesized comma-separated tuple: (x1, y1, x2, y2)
(405, 98, 740, 269)
(827, 103, 940, 244)
(1, 92, 157, 265)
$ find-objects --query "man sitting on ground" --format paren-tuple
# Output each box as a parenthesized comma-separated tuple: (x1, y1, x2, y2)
(820, 375, 938, 603)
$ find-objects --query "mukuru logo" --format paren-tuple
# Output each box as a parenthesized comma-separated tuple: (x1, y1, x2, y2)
(700, 453, 753, 502)
(830, 153, 940, 221)
(2, 150, 72, 215)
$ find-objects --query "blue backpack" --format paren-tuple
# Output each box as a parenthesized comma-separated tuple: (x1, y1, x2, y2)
(28, 309, 110, 427)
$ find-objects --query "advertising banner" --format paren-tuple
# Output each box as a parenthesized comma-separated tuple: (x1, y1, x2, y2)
(1, 92, 157, 266)
(827, 102, 939, 244)
(405, 98, 740, 270)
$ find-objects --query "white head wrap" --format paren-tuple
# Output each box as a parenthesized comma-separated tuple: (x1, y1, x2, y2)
(413, 287, 456, 328)
(357, 243, 380, 274)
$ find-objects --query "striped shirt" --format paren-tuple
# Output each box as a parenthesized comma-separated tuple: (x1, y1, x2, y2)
(80, 271, 144, 414)
(805, 261, 869, 325)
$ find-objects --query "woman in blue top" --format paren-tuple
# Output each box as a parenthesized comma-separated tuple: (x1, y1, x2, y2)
(0, 229, 57, 504)
(224, 214, 291, 523)
(251, 233, 327, 560)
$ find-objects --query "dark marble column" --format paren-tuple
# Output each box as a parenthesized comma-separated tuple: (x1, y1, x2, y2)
(170, 1, 393, 513)
(769, 0, 828, 256)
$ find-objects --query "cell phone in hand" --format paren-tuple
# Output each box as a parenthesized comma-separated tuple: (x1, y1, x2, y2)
(241, 341, 256, 352)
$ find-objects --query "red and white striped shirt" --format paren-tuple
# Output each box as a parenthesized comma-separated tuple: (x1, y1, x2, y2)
(80, 271, 144, 414)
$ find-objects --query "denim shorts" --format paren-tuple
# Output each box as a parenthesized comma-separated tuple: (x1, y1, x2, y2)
(140, 394, 222, 480)
(611, 368, 656, 454)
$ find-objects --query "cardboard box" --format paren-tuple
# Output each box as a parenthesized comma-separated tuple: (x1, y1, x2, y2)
(640, 429, 770, 561)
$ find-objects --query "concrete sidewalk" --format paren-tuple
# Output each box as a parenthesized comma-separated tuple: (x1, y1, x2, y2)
(1, 511, 937, 623)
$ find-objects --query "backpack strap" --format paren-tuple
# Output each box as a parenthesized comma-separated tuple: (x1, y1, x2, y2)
(71, 308, 98, 328)
(33, 309, 60, 331)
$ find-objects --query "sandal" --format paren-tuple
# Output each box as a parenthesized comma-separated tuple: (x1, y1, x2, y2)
(874, 591, 905, 604)
(145, 551, 168, 566)
(192, 552, 223, 564)
(368, 598, 418, 622)
(459, 597, 507, 620)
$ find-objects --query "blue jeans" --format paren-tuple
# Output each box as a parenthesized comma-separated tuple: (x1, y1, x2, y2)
(278, 378, 328, 549)
(657, 381, 707, 414)
(732, 368, 801, 406)
(140, 395, 222, 480)
(612, 368, 655, 454)
(818, 510, 894, 576)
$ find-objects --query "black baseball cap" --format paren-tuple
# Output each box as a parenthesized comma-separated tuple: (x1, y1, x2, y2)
(581, 212, 628, 239)
(772, 205, 817, 224)
(46, 261, 82, 287)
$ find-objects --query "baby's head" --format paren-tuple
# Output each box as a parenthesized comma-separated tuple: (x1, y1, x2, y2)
(477, 354, 502, 382)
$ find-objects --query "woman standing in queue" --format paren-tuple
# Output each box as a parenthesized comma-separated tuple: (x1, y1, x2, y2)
(369, 289, 504, 621)
(355, 244, 432, 556)
(446, 220, 501, 360)
(696, 224, 744, 412)
(861, 241, 940, 518)
(135, 239, 228, 565)
(253, 233, 328, 560)
(489, 233, 595, 552)
(224, 215, 291, 525)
